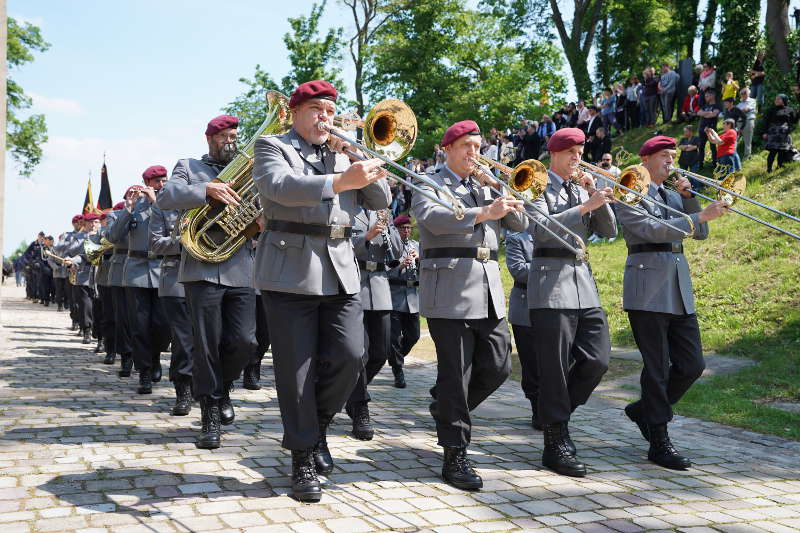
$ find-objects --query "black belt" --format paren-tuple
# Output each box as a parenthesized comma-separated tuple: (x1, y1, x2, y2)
(113, 249, 127, 256)
(423, 247, 497, 262)
(358, 259, 387, 272)
(266, 219, 352, 239)
(514, 281, 527, 289)
(102, 253, 113, 259)
(628, 243, 684, 254)
(128, 250, 160, 259)
(389, 279, 419, 287)
(534, 248, 578, 259)
(162, 254, 181, 260)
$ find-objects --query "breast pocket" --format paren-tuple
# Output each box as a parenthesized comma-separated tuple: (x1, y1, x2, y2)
(420, 259, 457, 309)
(266, 232, 305, 282)
(532, 263, 561, 302)
(626, 261, 663, 301)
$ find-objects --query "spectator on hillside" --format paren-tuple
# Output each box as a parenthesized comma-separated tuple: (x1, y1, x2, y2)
(598, 153, 621, 181)
(698, 62, 717, 101)
(706, 119, 741, 174)
(483, 135, 498, 161)
(552, 110, 567, 130)
(697, 90, 722, 168)
(522, 123, 542, 161)
(600, 87, 620, 136)
(537, 115, 556, 141)
(642, 67, 660, 127)
(576, 100, 591, 128)
(760, 93, 798, 172)
(614, 83, 627, 132)
(737, 87, 758, 159)
(678, 85, 700, 122)
(722, 98, 745, 131)
(500, 135, 516, 165)
(721, 71, 740, 101)
(625, 75, 641, 129)
(584, 105, 601, 154)
(678, 125, 702, 174)
(658, 63, 680, 123)
(565, 102, 579, 127)
(590, 126, 612, 163)
(750, 50, 766, 107)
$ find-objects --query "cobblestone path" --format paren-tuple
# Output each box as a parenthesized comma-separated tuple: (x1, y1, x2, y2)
(2, 286, 799, 533)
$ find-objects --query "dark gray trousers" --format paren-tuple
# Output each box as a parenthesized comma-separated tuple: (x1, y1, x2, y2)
(99, 286, 116, 356)
(530, 307, 610, 425)
(347, 309, 391, 406)
(75, 285, 93, 331)
(111, 286, 132, 355)
(184, 281, 256, 400)
(428, 317, 512, 447)
(388, 311, 420, 369)
(126, 287, 171, 375)
(250, 293, 271, 366)
(512, 323, 539, 400)
(263, 290, 364, 451)
(626, 311, 705, 425)
(161, 296, 194, 382)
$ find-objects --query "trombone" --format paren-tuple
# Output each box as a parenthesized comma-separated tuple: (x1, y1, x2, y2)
(578, 161, 695, 237)
(668, 166, 800, 241)
(320, 100, 465, 220)
(474, 156, 588, 261)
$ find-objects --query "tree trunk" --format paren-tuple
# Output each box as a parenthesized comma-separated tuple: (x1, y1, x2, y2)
(671, 0, 700, 60)
(766, 0, 792, 73)
(548, 0, 604, 100)
(699, 0, 718, 63)
(565, 43, 594, 100)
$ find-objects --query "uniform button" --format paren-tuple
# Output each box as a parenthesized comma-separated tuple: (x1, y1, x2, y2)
(332, 217, 338, 222)
(638, 264, 644, 268)
(433, 263, 437, 268)
(676, 257, 681, 262)
(280, 240, 286, 246)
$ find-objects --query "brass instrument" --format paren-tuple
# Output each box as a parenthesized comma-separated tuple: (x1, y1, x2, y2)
(85, 237, 114, 266)
(668, 166, 800, 241)
(180, 90, 292, 263)
(376, 209, 400, 268)
(475, 156, 588, 261)
(577, 161, 695, 237)
(42, 247, 67, 264)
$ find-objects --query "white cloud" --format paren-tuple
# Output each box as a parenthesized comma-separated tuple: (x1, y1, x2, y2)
(29, 93, 85, 116)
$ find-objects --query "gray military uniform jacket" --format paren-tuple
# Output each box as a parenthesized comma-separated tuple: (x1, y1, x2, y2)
(149, 201, 185, 298)
(157, 155, 254, 288)
(617, 182, 708, 315)
(387, 238, 420, 314)
(106, 211, 128, 288)
(505, 231, 534, 327)
(94, 217, 114, 288)
(49, 233, 71, 279)
(352, 209, 403, 311)
(252, 128, 391, 296)
(527, 171, 617, 310)
(64, 232, 92, 287)
(411, 165, 527, 319)
(107, 197, 161, 289)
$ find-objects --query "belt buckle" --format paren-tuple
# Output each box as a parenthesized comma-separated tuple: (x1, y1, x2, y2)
(477, 247, 491, 262)
(671, 243, 682, 253)
(329, 224, 345, 239)
(366, 260, 378, 272)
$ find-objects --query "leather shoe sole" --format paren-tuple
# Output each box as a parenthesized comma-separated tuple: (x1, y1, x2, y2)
(542, 454, 587, 478)
(196, 438, 220, 450)
(442, 473, 483, 490)
(292, 486, 322, 503)
(648, 452, 691, 470)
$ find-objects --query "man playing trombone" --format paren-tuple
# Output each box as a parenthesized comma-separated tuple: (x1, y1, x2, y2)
(253, 80, 391, 502)
(412, 120, 526, 491)
(527, 127, 616, 478)
(619, 136, 728, 470)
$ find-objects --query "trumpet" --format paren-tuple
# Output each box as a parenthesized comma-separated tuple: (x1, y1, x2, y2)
(474, 156, 588, 261)
(578, 161, 695, 237)
(667, 167, 800, 241)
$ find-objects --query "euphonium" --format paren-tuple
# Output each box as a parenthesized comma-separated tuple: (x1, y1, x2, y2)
(180, 90, 293, 263)
(85, 237, 114, 266)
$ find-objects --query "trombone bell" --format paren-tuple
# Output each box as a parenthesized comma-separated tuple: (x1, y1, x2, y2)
(616, 164, 651, 205)
(363, 99, 417, 161)
(508, 159, 549, 198)
(717, 172, 746, 204)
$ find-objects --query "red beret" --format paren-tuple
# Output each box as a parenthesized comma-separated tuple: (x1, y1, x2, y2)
(83, 213, 100, 221)
(393, 215, 412, 227)
(142, 165, 167, 180)
(205, 115, 239, 136)
(99, 212, 107, 220)
(441, 120, 481, 147)
(547, 128, 585, 153)
(639, 135, 677, 156)
(72, 215, 84, 223)
(289, 80, 338, 108)
(113, 201, 125, 210)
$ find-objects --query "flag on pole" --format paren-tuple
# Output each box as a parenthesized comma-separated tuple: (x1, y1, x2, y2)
(97, 158, 113, 211)
(82, 174, 95, 214)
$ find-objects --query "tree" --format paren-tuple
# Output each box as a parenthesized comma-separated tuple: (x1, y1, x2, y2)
(222, 1, 345, 141)
(716, 0, 761, 87)
(7, 17, 50, 177)
(548, 0, 605, 100)
(699, 0, 719, 63)
(668, 0, 700, 60)
(766, 0, 793, 74)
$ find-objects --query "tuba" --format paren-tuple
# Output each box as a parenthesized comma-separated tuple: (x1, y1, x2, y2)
(85, 237, 114, 266)
(180, 91, 292, 263)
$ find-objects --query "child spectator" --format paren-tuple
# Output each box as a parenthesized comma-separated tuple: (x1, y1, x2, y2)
(721, 71, 740, 101)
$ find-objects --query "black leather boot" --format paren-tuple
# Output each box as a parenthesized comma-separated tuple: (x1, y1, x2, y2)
(118, 353, 133, 377)
(542, 423, 586, 477)
(137, 371, 153, 395)
(152, 363, 162, 383)
(57, 304, 63, 312)
(171, 379, 192, 416)
(82, 329, 92, 344)
(197, 397, 221, 449)
(313, 413, 334, 474)
(346, 401, 374, 441)
(442, 447, 483, 490)
(625, 403, 650, 442)
(94, 337, 104, 353)
(219, 382, 235, 425)
(243, 364, 261, 390)
(103, 353, 116, 365)
(530, 396, 542, 430)
(392, 366, 406, 389)
(291, 449, 321, 502)
(71, 320, 78, 331)
(559, 421, 576, 455)
(648, 424, 691, 470)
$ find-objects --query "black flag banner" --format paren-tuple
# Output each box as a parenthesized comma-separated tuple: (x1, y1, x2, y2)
(82, 176, 95, 214)
(97, 161, 113, 211)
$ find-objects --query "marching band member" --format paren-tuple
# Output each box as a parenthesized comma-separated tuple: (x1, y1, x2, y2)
(344, 207, 402, 440)
(108, 201, 134, 377)
(108, 169, 171, 395)
(253, 80, 390, 502)
(505, 229, 539, 428)
(90, 213, 117, 364)
(158, 115, 257, 450)
(386, 214, 421, 389)
(65, 213, 101, 345)
(411, 120, 526, 490)
(527, 127, 615, 478)
(619, 136, 728, 469)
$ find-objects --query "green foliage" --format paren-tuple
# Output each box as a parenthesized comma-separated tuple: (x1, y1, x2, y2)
(6, 17, 50, 177)
(763, 29, 800, 106)
(9, 240, 30, 261)
(366, 1, 565, 156)
(716, 0, 762, 89)
(667, 0, 700, 59)
(222, 1, 344, 142)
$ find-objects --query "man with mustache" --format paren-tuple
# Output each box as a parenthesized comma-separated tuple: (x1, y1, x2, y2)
(158, 115, 257, 450)
(253, 80, 390, 502)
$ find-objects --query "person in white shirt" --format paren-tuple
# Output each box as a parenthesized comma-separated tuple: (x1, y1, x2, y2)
(737, 87, 758, 160)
